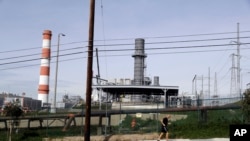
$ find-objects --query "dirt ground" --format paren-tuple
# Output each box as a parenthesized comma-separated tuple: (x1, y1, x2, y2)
(43, 133, 159, 141)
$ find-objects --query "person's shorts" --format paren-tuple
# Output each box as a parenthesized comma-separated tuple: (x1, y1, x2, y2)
(161, 126, 168, 133)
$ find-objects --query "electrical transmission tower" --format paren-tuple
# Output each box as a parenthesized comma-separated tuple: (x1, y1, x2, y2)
(230, 53, 237, 98)
(214, 72, 218, 97)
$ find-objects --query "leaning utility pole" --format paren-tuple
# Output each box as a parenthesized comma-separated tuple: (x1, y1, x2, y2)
(84, 0, 95, 141)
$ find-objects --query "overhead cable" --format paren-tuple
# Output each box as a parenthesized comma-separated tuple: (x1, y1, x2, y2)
(1, 30, 250, 54)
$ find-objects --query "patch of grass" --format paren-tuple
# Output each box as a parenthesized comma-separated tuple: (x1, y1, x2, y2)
(101, 109, 243, 138)
(0, 129, 43, 141)
(168, 109, 243, 139)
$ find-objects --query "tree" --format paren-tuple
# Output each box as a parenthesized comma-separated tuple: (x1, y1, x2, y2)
(4, 103, 23, 118)
(3, 100, 23, 141)
(242, 89, 250, 123)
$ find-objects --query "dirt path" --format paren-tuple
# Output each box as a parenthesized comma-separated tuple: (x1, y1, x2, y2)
(44, 133, 159, 141)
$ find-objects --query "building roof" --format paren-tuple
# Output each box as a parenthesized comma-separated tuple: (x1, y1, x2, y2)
(92, 85, 179, 96)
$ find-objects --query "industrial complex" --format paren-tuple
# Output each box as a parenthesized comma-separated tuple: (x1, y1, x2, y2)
(0, 30, 181, 112)
(92, 38, 179, 109)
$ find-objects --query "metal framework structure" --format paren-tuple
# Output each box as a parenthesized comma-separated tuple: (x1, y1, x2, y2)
(92, 84, 179, 107)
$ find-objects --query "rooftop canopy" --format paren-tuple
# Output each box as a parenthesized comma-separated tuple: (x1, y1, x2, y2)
(92, 85, 179, 96)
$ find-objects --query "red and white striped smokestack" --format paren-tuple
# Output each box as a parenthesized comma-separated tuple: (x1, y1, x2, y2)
(38, 30, 52, 106)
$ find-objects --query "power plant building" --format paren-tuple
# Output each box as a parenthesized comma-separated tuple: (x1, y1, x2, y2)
(93, 38, 179, 108)
(0, 93, 42, 111)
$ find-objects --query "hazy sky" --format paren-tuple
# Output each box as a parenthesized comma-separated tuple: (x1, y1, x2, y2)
(0, 0, 250, 102)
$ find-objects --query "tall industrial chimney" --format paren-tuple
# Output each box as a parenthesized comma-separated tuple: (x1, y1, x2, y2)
(132, 38, 147, 102)
(38, 30, 52, 106)
(132, 38, 147, 85)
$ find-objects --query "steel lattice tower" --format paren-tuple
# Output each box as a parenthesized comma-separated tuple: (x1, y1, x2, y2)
(230, 53, 237, 98)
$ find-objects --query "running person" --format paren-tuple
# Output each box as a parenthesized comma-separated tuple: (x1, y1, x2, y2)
(158, 114, 171, 141)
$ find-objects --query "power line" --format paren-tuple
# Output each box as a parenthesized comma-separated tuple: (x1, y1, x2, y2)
(0, 51, 84, 66)
(0, 41, 87, 54)
(0, 56, 87, 71)
(1, 42, 250, 66)
(91, 30, 250, 42)
(98, 47, 250, 58)
(1, 46, 250, 71)
(1, 30, 250, 54)
(0, 46, 86, 61)
(100, 0, 109, 80)
(96, 42, 250, 52)
(0, 53, 40, 61)
(2, 36, 250, 62)
(94, 36, 250, 47)
(1, 33, 250, 69)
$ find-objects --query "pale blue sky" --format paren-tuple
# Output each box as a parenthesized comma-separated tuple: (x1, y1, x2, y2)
(0, 0, 250, 101)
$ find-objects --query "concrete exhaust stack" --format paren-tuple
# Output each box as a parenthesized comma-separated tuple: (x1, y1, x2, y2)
(38, 30, 52, 106)
(132, 38, 147, 102)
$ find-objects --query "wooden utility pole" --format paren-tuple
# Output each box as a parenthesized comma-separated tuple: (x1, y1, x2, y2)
(84, 0, 95, 141)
